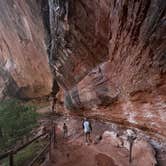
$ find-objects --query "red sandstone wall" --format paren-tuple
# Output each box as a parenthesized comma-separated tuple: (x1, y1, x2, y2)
(0, 0, 53, 99)
(0, 0, 165, 137)
(56, 0, 166, 137)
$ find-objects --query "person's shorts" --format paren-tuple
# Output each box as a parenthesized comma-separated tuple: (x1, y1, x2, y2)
(84, 131, 90, 134)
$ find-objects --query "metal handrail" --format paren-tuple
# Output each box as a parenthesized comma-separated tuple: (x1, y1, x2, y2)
(0, 127, 54, 166)
(14, 133, 48, 153)
(28, 143, 50, 166)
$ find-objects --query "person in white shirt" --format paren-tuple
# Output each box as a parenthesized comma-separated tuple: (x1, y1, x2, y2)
(82, 118, 92, 143)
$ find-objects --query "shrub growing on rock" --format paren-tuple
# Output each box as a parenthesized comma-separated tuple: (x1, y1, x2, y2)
(0, 99, 38, 151)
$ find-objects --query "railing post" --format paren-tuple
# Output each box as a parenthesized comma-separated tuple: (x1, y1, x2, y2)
(128, 135, 136, 163)
(129, 141, 133, 163)
(49, 130, 52, 161)
(9, 151, 14, 166)
(53, 123, 56, 149)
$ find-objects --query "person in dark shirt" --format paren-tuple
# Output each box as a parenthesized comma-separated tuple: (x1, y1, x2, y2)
(63, 123, 68, 138)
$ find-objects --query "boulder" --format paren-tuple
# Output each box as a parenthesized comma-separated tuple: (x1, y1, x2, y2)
(132, 139, 157, 166)
(102, 131, 123, 147)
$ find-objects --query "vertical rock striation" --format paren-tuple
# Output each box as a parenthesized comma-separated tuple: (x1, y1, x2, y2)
(0, 0, 53, 99)
(54, 0, 166, 137)
(0, 0, 165, 137)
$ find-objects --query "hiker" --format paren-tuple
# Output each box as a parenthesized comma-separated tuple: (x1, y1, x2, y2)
(82, 118, 92, 143)
(63, 123, 68, 138)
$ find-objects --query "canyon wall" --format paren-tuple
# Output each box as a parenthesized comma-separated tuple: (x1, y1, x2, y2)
(0, 0, 165, 137)
(0, 0, 53, 99)
(54, 0, 166, 137)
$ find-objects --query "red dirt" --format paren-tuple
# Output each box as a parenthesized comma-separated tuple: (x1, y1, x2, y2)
(41, 115, 164, 166)
(42, 117, 130, 166)
(45, 136, 123, 166)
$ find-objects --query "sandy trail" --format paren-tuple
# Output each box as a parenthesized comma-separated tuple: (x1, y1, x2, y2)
(40, 115, 165, 166)
(42, 120, 130, 166)
(47, 136, 125, 166)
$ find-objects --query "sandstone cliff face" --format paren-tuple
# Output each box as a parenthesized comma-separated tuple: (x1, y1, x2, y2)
(0, 0, 53, 99)
(53, 0, 166, 137)
(0, 0, 165, 138)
